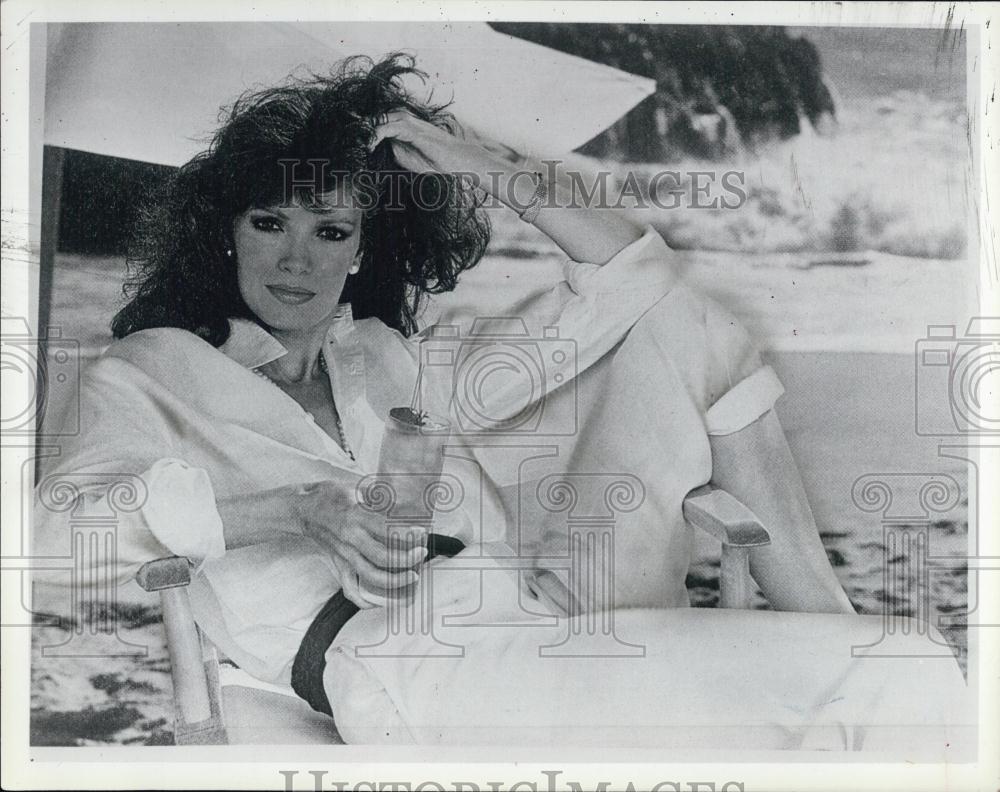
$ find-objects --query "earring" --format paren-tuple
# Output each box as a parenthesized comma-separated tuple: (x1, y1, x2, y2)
(225, 248, 234, 258)
(349, 262, 361, 275)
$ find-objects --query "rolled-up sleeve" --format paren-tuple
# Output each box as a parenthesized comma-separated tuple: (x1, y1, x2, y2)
(560, 224, 677, 298)
(703, 299, 785, 436)
(705, 365, 785, 435)
(33, 355, 226, 586)
(141, 458, 226, 564)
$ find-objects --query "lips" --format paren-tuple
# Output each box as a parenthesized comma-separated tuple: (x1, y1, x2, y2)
(266, 284, 317, 305)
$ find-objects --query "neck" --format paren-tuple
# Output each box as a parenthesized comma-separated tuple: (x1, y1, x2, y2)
(263, 324, 330, 383)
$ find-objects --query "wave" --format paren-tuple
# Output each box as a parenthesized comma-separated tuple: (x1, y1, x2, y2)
(562, 90, 969, 261)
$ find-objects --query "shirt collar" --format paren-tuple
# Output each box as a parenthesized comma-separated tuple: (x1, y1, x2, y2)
(219, 303, 355, 370)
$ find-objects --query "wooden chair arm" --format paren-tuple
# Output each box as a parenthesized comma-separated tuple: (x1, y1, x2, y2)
(136, 555, 191, 590)
(682, 485, 771, 547)
(526, 486, 773, 615)
(683, 485, 772, 609)
(136, 556, 226, 744)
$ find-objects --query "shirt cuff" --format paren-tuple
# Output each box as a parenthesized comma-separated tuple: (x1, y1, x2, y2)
(705, 365, 785, 436)
(561, 224, 677, 297)
(140, 458, 226, 563)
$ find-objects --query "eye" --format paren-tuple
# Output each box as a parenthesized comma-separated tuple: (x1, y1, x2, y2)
(250, 215, 282, 233)
(317, 226, 351, 242)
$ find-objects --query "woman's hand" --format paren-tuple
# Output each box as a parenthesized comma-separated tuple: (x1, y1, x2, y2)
(294, 480, 429, 608)
(370, 110, 483, 176)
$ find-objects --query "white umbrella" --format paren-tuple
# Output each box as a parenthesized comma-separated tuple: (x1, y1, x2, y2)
(44, 21, 656, 165)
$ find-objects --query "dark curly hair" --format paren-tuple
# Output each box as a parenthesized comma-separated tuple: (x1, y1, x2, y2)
(112, 53, 491, 344)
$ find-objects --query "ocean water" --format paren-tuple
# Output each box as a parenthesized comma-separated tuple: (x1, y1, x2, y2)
(538, 82, 969, 263)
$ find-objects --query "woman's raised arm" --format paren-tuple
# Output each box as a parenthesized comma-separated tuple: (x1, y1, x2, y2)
(370, 110, 645, 265)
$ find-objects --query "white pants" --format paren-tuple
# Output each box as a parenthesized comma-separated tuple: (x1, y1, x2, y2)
(324, 550, 973, 756)
(324, 285, 971, 755)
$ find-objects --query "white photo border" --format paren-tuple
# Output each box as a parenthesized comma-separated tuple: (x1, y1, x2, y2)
(2, 2, 997, 790)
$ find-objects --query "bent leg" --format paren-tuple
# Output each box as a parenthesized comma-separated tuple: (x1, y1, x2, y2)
(484, 295, 723, 609)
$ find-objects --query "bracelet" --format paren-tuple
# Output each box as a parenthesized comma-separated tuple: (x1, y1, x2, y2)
(518, 171, 548, 225)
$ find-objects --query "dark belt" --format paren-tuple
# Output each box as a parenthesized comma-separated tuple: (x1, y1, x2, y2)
(291, 533, 466, 717)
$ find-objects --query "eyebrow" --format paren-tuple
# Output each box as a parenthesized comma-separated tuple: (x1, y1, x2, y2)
(253, 206, 357, 226)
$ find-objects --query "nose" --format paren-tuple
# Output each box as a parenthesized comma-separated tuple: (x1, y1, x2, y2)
(277, 232, 312, 276)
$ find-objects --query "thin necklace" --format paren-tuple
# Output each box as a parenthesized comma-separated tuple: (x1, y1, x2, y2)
(253, 350, 355, 461)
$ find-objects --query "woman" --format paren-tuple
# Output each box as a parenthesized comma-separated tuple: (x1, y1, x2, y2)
(35, 54, 963, 751)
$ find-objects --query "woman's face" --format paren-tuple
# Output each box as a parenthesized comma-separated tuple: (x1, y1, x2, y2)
(233, 188, 363, 334)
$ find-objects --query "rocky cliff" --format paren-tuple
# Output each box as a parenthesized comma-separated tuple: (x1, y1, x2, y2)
(489, 23, 836, 161)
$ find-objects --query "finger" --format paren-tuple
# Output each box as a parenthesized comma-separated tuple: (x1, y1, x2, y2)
(344, 522, 425, 568)
(369, 118, 412, 150)
(343, 522, 390, 566)
(354, 518, 428, 553)
(381, 109, 424, 127)
(392, 544, 428, 568)
(386, 526, 429, 551)
(370, 110, 433, 147)
(360, 535, 427, 570)
(341, 544, 420, 590)
(377, 522, 428, 546)
(342, 575, 378, 609)
(331, 552, 377, 609)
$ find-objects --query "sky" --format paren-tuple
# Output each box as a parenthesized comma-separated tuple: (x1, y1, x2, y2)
(788, 25, 966, 109)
